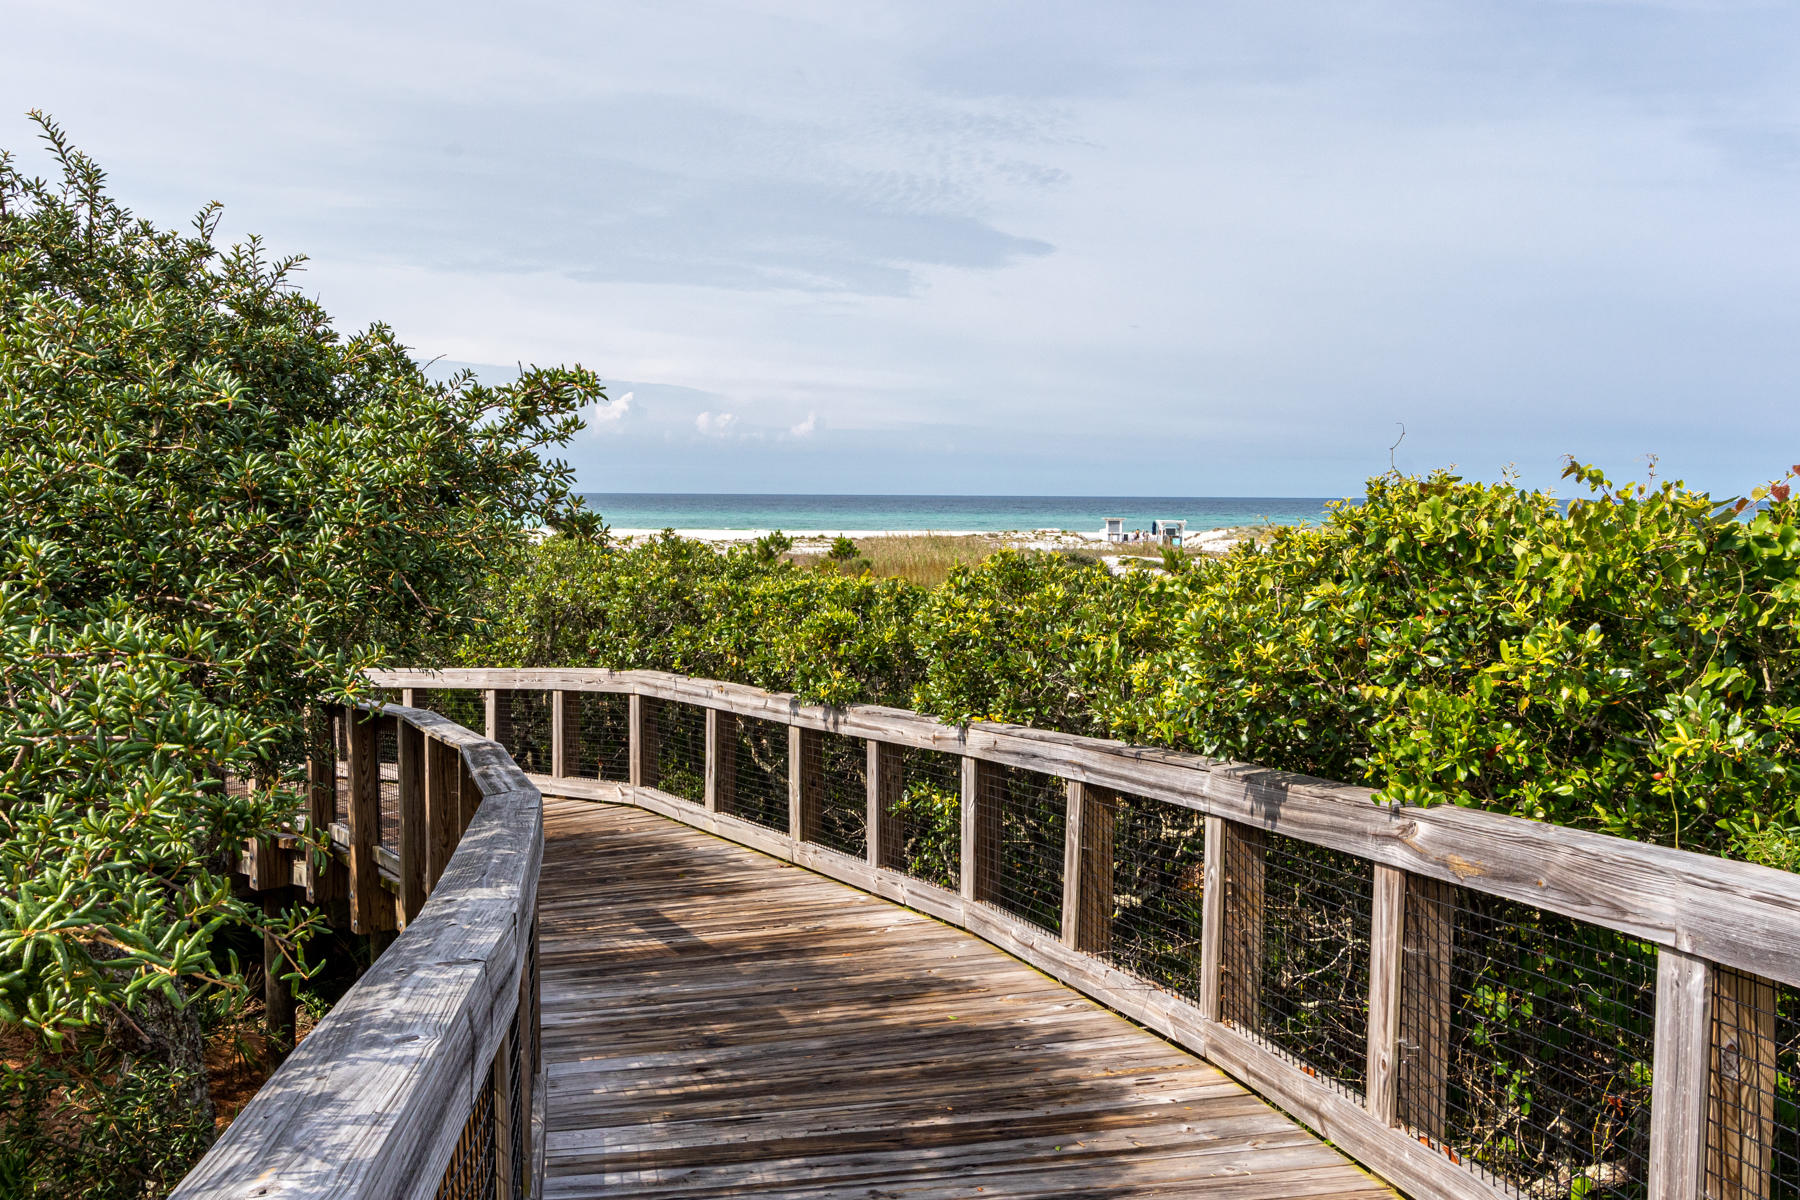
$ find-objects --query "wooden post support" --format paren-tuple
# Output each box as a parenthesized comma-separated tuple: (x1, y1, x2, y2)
(789, 726, 823, 842)
(346, 707, 393, 934)
(629, 694, 660, 789)
(1217, 820, 1266, 1031)
(485, 688, 500, 741)
(961, 758, 1004, 904)
(304, 707, 339, 904)
(1199, 815, 1226, 1022)
(1708, 967, 1779, 1200)
(397, 719, 427, 925)
(1365, 864, 1407, 1126)
(1649, 947, 1714, 1200)
(706, 708, 737, 814)
(1061, 781, 1115, 955)
(424, 737, 457, 891)
(1397, 874, 1455, 1139)
(867, 740, 905, 870)
(400, 688, 415, 708)
(263, 890, 295, 1045)
(551, 690, 568, 779)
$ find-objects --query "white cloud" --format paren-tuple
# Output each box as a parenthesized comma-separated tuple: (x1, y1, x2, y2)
(587, 389, 631, 432)
(789, 412, 817, 437)
(695, 411, 736, 436)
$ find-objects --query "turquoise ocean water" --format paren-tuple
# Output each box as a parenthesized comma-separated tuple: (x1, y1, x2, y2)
(578, 494, 1341, 534)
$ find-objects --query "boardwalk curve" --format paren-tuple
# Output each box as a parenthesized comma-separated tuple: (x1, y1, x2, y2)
(540, 798, 1392, 1199)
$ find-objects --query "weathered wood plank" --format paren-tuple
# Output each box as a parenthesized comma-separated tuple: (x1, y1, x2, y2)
(867, 739, 905, 871)
(705, 708, 735, 815)
(789, 725, 822, 844)
(1396, 873, 1454, 1140)
(1062, 780, 1115, 955)
(1707, 967, 1779, 1200)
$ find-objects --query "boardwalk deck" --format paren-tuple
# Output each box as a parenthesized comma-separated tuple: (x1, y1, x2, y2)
(539, 798, 1394, 1199)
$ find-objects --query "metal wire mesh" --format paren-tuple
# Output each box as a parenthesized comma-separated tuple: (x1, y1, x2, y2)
(1220, 828, 1371, 1098)
(807, 734, 867, 858)
(880, 747, 961, 890)
(417, 688, 486, 737)
(567, 691, 630, 781)
(975, 762, 1064, 935)
(1707, 968, 1800, 1200)
(1396, 886, 1656, 1199)
(506, 998, 525, 1200)
(647, 700, 706, 804)
(721, 714, 788, 832)
(1104, 794, 1207, 1001)
(432, 1057, 496, 1200)
(496, 690, 553, 775)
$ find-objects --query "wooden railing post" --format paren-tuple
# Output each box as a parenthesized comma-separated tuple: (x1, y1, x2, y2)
(629, 693, 660, 789)
(1199, 816, 1225, 1022)
(1707, 967, 1778, 1200)
(1397, 874, 1455, 1139)
(551, 690, 568, 779)
(425, 737, 457, 890)
(485, 688, 500, 741)
(1216, 820, 1266, 1031)
(867, 740, 904, 870)
(494, 1029, 517, 1200)
(346, 707, 393, 935)
(262, 890, 295, 1045)
(397, 719, 427, 925)
(706, 708, 736, 814)
(789, 726, 822, 841)
(1061, 781, 1115, 954)
(961, 758, 1003, 904)
(1650, 947, 1714, 1200)
(304, 705, 340, 904)
(1365, 864, 1406, 1126)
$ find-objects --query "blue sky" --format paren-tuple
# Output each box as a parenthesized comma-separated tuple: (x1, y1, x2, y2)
(5, 1, 1798, 497)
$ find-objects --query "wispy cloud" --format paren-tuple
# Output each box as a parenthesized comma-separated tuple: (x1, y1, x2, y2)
(789, 412, 817, 437)
(695, 411, 736, 436)
(587, 389, 632, 432)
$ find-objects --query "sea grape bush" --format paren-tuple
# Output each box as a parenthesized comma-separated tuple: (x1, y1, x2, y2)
(1, 114, 598, 1191)
(470, 463, 1800, 866)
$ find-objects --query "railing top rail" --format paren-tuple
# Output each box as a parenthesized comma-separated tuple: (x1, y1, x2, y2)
(172, 705, 542, 1200)
(374, 666, 1800, 990)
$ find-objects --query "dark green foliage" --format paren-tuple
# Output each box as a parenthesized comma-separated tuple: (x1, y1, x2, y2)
(0, 114, 599, 1188)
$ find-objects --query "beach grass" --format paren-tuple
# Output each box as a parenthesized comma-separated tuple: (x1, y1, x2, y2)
(787, 534, 1040, 587)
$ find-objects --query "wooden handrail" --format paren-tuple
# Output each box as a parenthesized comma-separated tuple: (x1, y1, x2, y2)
(173, 704, 543, 1200)
(370, 666, 1800, 1200)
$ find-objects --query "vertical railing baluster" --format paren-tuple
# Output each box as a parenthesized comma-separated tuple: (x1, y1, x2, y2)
(551, 690, 567, 779)
(1060, 781, 1115, 955)
(485, 688, 500, 741)
(867, 740, 904, 870)
(397, 719, 426, 924)
(1649, 947, 1713, 1200)
(789, 726, 822, 841)
(629, 693, 660, 789)
(706, 708, 736, 814)
(425, 737, 456, 890)
(1365, 864, 1406, 1125)
(346, 705, 392, 935)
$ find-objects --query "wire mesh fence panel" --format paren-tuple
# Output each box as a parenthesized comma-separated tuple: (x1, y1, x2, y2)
(432, 1058, 496, 1200)
(724, 715, 789, 832)
(1707, 970, 1800, 1200)
(506, 1005, 525, 1200)
(891, 748, 962, 890)
(649, 701, 706, 804)
(417, 688, 486, 736)
(1105, 794, 1207, 1001)
(1396, 887, 1657, 1199)
(1220, 829, 1371, 1099)
(566, 692, 630, 781)
(976, 763, 1065, 935)
(809, 735, 867, 858)
(496, 690, 552, 775)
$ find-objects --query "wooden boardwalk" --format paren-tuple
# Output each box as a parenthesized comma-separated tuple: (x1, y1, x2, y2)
(539, 798, 1393, 1199)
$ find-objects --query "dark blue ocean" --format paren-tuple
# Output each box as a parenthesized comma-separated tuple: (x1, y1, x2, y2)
(577, 494, 1341, 534)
